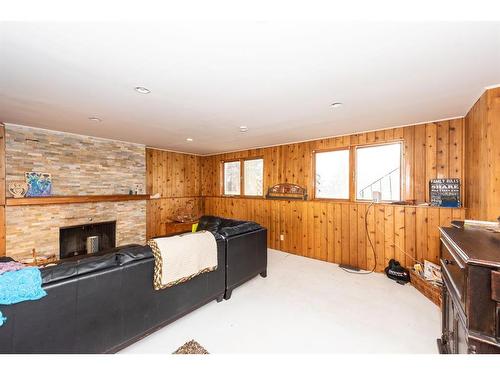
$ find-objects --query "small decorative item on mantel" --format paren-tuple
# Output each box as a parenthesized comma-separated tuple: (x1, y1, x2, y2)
(25, 172, 52, 197)
(8, 181, 29, 198)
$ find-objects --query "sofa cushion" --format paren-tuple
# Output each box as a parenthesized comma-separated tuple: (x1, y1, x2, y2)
(219, 222, 262, 237)
(41, 251, 119, 285)
(116, 245, 153, 266)
(197, 215, 222, 233)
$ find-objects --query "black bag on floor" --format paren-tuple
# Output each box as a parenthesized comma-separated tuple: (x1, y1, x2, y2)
(385, 259, 410, 284)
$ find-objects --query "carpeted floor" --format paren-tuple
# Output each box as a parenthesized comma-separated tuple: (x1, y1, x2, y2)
(122, 249, 440, 354)
(173, 340, 209, 354)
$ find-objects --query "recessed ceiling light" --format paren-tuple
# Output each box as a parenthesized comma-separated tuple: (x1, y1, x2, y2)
(134, 86, 150, 94)
(331, 102, 343, 108)
(88, 116, 102, 122)
(186, 138, 193, 142)
(239, 126, 248, 132)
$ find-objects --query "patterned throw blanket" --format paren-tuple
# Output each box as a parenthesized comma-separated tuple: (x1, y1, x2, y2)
(0, 266, 47, 327)
(0, 261, 27, 275)
(147, 231, 218, 290)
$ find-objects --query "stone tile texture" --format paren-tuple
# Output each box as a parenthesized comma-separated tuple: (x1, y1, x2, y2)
(5, 124, 147, 259)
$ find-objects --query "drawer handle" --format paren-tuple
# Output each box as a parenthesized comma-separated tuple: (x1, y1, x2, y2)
(444, 259, 453, 265)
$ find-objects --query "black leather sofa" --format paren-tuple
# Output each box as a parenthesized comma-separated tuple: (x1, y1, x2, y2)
(0, 242, 225, 354)
(197, 216, 268, 299)
(0, 217, 267, 353)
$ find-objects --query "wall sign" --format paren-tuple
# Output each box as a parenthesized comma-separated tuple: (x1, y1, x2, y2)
(429, 178, 461, 207)
(266, 183, 308, 200)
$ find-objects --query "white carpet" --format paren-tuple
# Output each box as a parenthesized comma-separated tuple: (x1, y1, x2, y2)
(120, 249, 440, 354)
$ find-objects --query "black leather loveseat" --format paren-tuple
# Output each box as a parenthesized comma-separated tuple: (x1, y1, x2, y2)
(197, 216, 268, 299)
(0, 242, 225, 354)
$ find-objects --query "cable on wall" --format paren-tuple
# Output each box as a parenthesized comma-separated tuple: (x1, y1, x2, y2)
(339, 197, 425, 275)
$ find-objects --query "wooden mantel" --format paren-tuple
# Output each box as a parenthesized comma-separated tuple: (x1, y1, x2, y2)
(6, 194, 150, 206)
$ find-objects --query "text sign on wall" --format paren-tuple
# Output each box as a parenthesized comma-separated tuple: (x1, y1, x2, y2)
(429, 178, 461, 208)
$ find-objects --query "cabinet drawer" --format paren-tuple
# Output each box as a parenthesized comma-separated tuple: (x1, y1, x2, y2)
(492, 271, 500, 303)
(440, 237, 466, 306)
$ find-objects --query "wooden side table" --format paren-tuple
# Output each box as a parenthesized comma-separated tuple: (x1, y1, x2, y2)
(164, 221, 198, 236)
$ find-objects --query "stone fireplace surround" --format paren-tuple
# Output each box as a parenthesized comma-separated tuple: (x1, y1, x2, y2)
(6, 201, 146, 260)
(4, 124, 147, 260)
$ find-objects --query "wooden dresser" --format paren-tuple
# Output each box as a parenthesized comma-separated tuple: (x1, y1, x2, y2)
(438, 226, 500, 354)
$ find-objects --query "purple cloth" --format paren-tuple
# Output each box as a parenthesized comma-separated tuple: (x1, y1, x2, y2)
(0, 261, 27, 275)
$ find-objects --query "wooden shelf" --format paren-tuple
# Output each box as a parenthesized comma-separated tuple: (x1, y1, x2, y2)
(6, 194, 150, 206)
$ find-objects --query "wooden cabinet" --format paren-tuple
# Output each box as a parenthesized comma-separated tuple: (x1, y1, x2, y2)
(438, 226, 500, 354)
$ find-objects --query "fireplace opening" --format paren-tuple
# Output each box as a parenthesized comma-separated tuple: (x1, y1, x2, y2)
(59, 221, 116, 259)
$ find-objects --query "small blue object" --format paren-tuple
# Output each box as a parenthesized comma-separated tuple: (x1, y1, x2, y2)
(0, 267, 47, 305)
(0, 311, 6, 326)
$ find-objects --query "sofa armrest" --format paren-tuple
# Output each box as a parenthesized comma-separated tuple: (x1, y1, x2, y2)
(219, 222, 262, 237)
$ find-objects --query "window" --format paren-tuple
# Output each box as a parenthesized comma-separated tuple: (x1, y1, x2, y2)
(244, 159, 264, 196)
(223, 161, 241, 195)
(314, 149, 350, 199)
(223, 158, 264, 196)
(356, 143, 402, 201)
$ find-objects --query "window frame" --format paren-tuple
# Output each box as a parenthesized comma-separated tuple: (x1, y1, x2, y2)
(354, 140, 404, 203)
(243, 157, 265, 197)
(222, 159, 242, 196)
(222, 157, 264, 197)
(312, 147, 352, 202)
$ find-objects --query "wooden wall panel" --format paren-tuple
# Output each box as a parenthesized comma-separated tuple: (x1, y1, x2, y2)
(204, 197, 465, 272)
(200, 120, 467, 272)
(146, 148, 203, 238)
(146, 197, 203, 239)
(464, 87, 500, 221)
(147, 148, 201, 198)
(202, 120, 465, 204)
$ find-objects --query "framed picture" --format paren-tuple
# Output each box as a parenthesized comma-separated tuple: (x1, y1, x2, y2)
(25, 172, 52, 197)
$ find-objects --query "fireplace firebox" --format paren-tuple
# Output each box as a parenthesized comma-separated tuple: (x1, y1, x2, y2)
(59, 221, 116, 259)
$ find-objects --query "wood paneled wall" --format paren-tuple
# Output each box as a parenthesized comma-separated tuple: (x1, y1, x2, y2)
(146, 148, 203, 238)
(202, 119, 465, 203)
(205, 198, 465, 271)
(465, 87, 500, 221)
(201, 120, 466, 271)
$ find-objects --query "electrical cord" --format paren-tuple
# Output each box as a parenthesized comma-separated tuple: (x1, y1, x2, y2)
(339, 201, 425, 275)
(339, 201, 377, 275)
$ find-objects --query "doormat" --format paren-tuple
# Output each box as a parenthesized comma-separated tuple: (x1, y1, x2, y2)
(173, 340, 209, 354)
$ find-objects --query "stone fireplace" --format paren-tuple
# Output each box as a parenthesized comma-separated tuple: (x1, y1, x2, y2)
(4, 124, 147, 260)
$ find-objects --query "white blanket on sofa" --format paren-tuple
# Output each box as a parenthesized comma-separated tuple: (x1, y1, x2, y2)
(147, 230, 218, 290)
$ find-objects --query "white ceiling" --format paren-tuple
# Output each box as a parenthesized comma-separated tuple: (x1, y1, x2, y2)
(1, 21, 499, 155)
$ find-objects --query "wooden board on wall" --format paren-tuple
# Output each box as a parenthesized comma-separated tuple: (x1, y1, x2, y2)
(146, 148, 203, 239)
(465, 87, 500, 221)
(199, 119, 467, 273)
(204, 197, 466, 272)
(202, 120, 465, 204)
(146, 148, 201, 198)
(145, 116, 471, 273)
